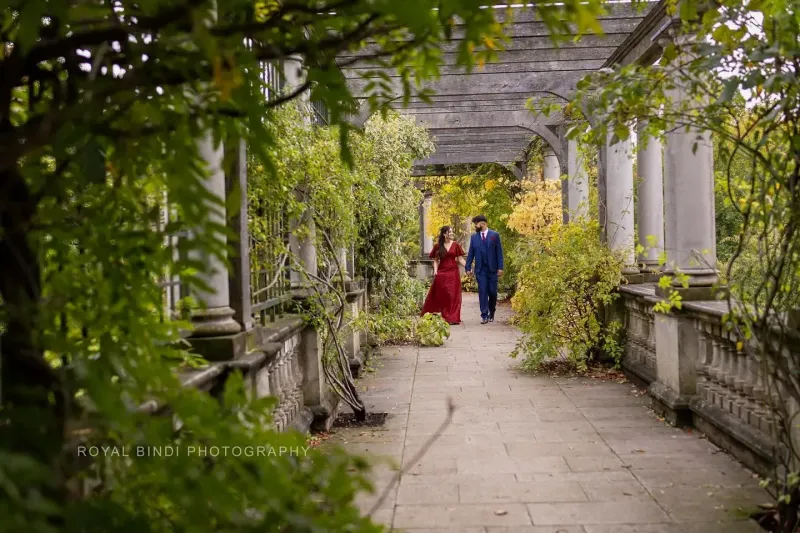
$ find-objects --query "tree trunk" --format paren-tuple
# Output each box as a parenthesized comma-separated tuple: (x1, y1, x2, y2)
(344, 378, 367, 422)
(0, 167, 65, 509)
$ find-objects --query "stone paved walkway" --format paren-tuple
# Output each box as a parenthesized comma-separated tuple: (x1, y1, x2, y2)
(329, 295, 769, 532)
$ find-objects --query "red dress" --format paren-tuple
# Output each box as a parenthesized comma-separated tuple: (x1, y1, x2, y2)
(421, 242, 465, 324)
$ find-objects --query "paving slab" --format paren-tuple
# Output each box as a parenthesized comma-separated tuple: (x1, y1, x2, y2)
(324, 296, 769, 532)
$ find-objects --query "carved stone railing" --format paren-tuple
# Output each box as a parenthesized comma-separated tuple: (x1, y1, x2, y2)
(618, 284, 781, 475)
(249, 318, 311, 433)
(619, 287, 658, 384)
(618, 285, 659, 385)
(693, 310, 774, 438)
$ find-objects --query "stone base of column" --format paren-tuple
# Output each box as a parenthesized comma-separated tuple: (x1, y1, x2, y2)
(291, 284, 322, 302)
(654, 284, 728, 302)
(190, 306, 242, 336)
(622, 265, 645, 284)
(639, 262, 663, 283)
(649, 381, 694, 427)
(187, 330, 248, 362)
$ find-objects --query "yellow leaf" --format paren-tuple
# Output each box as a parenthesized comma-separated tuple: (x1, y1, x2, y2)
(212, 54, 243, 102)
(736, 341, 743, 351)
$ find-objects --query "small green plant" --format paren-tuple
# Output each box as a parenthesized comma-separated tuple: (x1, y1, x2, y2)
(416, 313, 450, 347)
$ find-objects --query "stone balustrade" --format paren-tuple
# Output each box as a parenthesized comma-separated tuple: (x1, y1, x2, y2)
(694, 312, 774, 439)
(618, 284, 781, 475)
(619, 286, 657, 384)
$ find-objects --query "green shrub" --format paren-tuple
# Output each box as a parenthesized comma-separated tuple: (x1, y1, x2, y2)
(510, 219, 623, 371)
(415, 313, 450, 347)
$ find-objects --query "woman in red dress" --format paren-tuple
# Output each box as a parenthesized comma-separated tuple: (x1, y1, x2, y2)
(421, 226, 466, 325)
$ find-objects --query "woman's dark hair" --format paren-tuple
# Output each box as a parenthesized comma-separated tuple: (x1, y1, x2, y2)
(437, 226, 451, 261)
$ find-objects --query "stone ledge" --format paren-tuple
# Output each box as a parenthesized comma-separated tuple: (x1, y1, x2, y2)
(345, 287, 366, 303)
(251, 316, 305, 347)
(622, 357, 657, 387)
(618, 283, 663, 306)
(289, 406, 314, 435)
(690, 396, 777, 477)
(655, 284, 728, 302)
(349, 352, 364, 378)
(179, 363, 227, 392)
(648, 381, 693, 427)
(310, 390, 342, 433)
(187, 332, 248, 362)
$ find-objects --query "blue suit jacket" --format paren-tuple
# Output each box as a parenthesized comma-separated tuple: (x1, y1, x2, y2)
(465, 229, 504, 274)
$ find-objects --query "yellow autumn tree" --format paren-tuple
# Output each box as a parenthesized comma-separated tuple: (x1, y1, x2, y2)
(506, 180, 563, 237)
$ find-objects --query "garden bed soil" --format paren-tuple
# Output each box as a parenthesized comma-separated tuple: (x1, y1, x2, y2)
(332, 412, 388, 428)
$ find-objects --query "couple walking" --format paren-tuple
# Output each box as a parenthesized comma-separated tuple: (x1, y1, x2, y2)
(421, 215, 504, 325)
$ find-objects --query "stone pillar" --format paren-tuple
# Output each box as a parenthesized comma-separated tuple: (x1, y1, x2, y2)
(566, 138, 589, 221)
(597, 145, 608, 243)
(660, 42, 718, 298)
(604, 125, 639, 278)
(346, 243, 356, 280)
(650, 312, 699, 426)
(636, 120, 665, 275)
(543, 146, 561, 181)
(289, 190, 317, 290)
(337, 247, 352, 282)
(420, 192, 433, 255)
(462, 216, 472, 253)
(225, 138, 253, 331)
(189, 134, 242, 338)
(300, 324, 327, 414)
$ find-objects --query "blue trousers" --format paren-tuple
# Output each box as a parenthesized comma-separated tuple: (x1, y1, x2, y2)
(476, 271, 498, 320)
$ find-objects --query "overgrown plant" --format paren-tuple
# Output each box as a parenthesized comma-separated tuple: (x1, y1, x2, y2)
(554, 0, 800, 528)
(249, 104, 434, 417)
(510, 219, 623, 372)
(0, 0, 657, 530)
(415, 313, 450, 347)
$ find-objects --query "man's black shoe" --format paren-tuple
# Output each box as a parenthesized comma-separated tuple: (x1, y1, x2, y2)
(481, 318, 489, 324)
(489, 316, 495, 322)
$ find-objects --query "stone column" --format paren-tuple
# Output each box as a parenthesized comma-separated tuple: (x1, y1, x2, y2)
(337, 247, 351, 282)
(636, 120, 665, 275)
(347, 243, 356, 280)
(543, 146, 561, 181)
(459, 216, 472, 276)
(189, 134, 242, 338)
(604, 125, 639, 278)
(289, 189, 317, 290)
(566, 138, 589, 221)
(421, 192, 433, 254)
(225, 138, 253, 331)
(462, 217, 472, 254)
(283, 59, 319, 291)
(659, 36, 718, 299)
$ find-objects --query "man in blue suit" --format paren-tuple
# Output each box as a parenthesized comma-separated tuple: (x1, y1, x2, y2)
(464, 215, 504, 324)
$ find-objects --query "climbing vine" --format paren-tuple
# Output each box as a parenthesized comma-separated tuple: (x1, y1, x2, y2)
(248, 104, 434, 417)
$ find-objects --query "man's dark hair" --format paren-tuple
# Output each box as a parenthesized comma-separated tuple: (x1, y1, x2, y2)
(472, 215, 487, 223)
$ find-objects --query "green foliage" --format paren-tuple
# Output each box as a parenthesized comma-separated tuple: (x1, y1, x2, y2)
(416, 313, 450, 347)
(556, 0, 800, 528)
(510, 219, 623, 372)
(0, 1, 656, 531)
(354, 114, 434, 295)
(427, 166, 523, 294)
